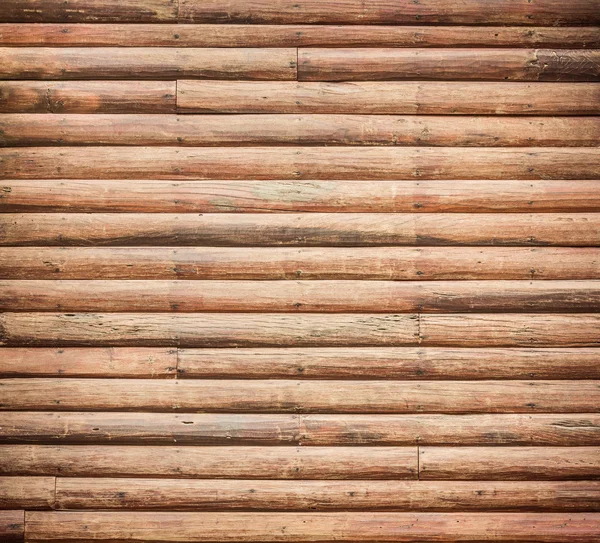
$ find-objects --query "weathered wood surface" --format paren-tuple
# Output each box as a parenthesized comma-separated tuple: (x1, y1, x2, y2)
(4, 180, 600, 213)
(0, 510, 24, 543)
(177, 81, 600, 115)
(178, 0, 600, 25)
(24, 511, 600, 541)
(0, 445, 418, 479)
(2, 24, 600, 48)
(0, 348, 177, 378)
(54, 479, 600, 511)
(1, 412, 599, 445)
(419, 447, 600, 480)
(3, 114, 599, 147)
(3, 147, 599, 180)
(2, 280, 600, 313)
(0, 48, 297, 80)
(1, 378, 598, 413)
(0, 81, 177, 113)
(1, 248, 599, 280)
(298, 49, 600, 82)
(0, 478, 54, 510)
(2, 213, 598, 247)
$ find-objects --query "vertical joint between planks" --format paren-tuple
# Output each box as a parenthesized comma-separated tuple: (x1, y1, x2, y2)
(174, 348, 180, 379)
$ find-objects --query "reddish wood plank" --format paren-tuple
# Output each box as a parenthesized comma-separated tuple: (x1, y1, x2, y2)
(0, 511, 23, 543)
(0, 477, 54, 510)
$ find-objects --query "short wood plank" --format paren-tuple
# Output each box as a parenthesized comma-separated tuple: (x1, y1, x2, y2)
(0, 510, 23, 543)
(2, 147, 598, 180)
(0, 348, 177, 378)
(0, 445, 417, 479)
(0, 477, 54, 510)
(298, 48, 600, 82)
(2, 24, 600, 48)
(1, 213, 598, 247)
(0, 81, 176, 113)
(419, 447, 600, 480)
(1, 378, 598, 413)
(0, 48, 297, 80)
(1, 248, 599, 280)
(177, 81, 600, 115)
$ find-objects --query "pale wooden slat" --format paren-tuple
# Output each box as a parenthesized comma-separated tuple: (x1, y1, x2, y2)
(0, 477, 54, 510)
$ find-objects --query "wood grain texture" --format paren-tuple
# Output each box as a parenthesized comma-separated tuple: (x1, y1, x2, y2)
(0, 510, 24, 543)
(0, 478, 54, 510)
(2, 280, 600, 313)
(1, 213, 598, 247)
(2, 147, 599, 180)
(3, 114, 599, 147)
(0, 445, 418, 479)
(0, 48, 297, 80)
(178, 0, 600, 25)
(298, 48, 600, 82)
(1, 378, 598, 413)
(0, 81, 176, 113)
(419, 447, 600, 480)
(0, 348, 177, 378)
(2, 24, 600, 48)
(177, 81, 600, 115)
(54, 479, 600, 511)
(24, 511, 600, 541)
(4, 180, 600, 213)
(1, 248, 599, 280)
(2, 412, 599, 445)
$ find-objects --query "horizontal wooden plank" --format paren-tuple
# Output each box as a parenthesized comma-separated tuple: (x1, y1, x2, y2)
(0, 477, 54, 510)
(0, 348, 176, 378)
(419, 447, 600, 480)
(0, 81, 176, 113)
(298, 48, 600, 82)
(177, 81, 600, 115)
(2, 148, 599, 180)
(0, 510, 23, 543)
(0, 445, 417, 479)
(2, 378, 598, 413)
(4, 180, 600, 214)
(2, 213, 599, 247)
(2, 280, 600, 313)
(1, 313, 598, 347)
(2, 412, 599, 445)
(0, 0, 176, 22)
(24, 511, 600, 541)
(177, 347, 600, 380)
(54, 479, 600, 511)
(178, 0, 600, 25)
(2, 24, 600, 48)
(1, 248, 599, 280)
(0, 48, 297, 80)
(3, 114, 599, 147)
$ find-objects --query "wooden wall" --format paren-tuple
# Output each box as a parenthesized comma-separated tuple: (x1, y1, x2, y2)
(1, 0, 600, 541)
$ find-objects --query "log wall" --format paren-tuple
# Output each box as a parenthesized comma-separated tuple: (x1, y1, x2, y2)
(0, 1, 599, 541)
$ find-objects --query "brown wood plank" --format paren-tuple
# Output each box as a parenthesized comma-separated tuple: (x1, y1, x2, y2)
(2, 24, 600, 48)
(0, 0, 176, 22)
(0, 510, 24, 543)
(2, 378, 598, 413)
(2, 412, 599, 445)
(54, 479, 600, 511)
(3, 114, 599, 147)
(24, 511, 600, 541)
(0, 81, 176, 113)
(0, 48, 297, 80)
(4, 180, 600, 213)
(1, 248, 599, 280)
(177, 81, 600, 115)
(1, 213, 598, 247)
(0, 445, 417, 479)
(0, 477, 54, 510)
(178, 0, 600, 25)
(419, 447, 600, 480)
(0, 348, 177, 378)
(2, 147, 598, 180)
(2, 280, 600, 313)
(298, 48, 600, 82)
